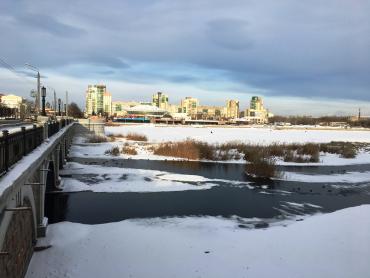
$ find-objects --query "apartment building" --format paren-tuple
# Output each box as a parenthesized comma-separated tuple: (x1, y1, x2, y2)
(152, 92, 169, 110)
(85, 85, 112, 116)
(226, 99, 239, 119)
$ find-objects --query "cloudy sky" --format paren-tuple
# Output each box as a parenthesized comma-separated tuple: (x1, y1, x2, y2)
(1, 0, 369, 115)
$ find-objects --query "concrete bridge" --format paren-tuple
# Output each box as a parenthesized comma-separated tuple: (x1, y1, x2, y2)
(0, 119, 76, 278)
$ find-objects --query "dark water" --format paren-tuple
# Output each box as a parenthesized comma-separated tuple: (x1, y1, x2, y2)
(45, 158, 370, 225)
(70, 157, 370, 181)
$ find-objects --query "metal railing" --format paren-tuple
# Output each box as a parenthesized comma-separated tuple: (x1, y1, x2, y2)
(0, 119, 73, 177)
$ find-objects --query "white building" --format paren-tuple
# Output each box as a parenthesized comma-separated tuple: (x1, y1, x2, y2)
(1, 94, 23, 110)
(85, 85, 112, 116)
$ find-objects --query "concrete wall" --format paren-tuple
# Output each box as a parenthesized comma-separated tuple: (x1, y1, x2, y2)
(0, 200, 34, 278)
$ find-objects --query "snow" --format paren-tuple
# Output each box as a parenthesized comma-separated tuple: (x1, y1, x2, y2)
(0, 124, 74, 200)
(281, 171, 370, 183)
(26, 205, 370, 278)
(60, 162, 231, 193)
(105, 124, 370, 144)
(277, 151, 370, 166)
(0, 123, 36, 135)
(101, 125, 370, 166)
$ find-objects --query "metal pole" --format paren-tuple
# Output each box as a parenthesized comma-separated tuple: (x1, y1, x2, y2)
(66, 91, 69, 117)
(41, 87, 46, 116)
(58, 98, 61, 116)
(37, 71, 40, 115)
(54, 90, 57, 119)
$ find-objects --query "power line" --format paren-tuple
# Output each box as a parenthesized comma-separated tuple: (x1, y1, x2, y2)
(0, 57, 35, 85)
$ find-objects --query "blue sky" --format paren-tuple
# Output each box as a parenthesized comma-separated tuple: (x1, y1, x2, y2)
(0, 0, 369, 115)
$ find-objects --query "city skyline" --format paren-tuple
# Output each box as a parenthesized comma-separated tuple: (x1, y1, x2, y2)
(1, 0, 370, 116)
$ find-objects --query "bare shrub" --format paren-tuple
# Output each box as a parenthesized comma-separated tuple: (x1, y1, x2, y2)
(87, 135, 108, 143)
(283, 150, 295, 162)
(244, 146, 262, 162)
(122, 145, 138, 155)
(245, 149, 279, 179)
(266, 143, 285, 157)
(340, 144, 357, 158)
(297, 143, 320, 156)
(320, 142, 357, 159)
(197, 141, 215, 160)
(125, 133, 148, 141)
(104, 146, 120, 156)
(309, 152, 320, 162)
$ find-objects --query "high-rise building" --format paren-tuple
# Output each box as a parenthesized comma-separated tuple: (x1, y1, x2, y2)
(180, 97, 199, 116)
(250, 96, 263, 110)
(152, 92, 169, 110)
(85, 85, 111, 116)
(244, 96, 270, 124)
(226, 99, 240, 119)
(103, 92, 112, 116)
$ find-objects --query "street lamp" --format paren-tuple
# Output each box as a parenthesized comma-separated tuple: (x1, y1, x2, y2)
(64, 104, 67, 116)
(58, 98, 61, 116)
(41, 86, 46, 116)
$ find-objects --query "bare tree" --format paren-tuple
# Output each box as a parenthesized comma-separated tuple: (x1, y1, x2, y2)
(68, 102, 84, 118)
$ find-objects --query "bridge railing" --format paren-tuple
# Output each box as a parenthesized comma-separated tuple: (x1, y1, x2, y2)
(0, 119, 73, 177)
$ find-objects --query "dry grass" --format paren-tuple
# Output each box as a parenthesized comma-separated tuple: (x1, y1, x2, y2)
(121, 145, 138, 155)
(153, 140, 201, 160)
(151, 140, 359, 166)
(105, 121, 119, 126)
(125, 133, 148, 141)
(87, 135, 108, 143)
(320, 142, 357, 159)
(153, 140, 325, 163)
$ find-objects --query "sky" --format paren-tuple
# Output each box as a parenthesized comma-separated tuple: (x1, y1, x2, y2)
(0, 0, 370, 116)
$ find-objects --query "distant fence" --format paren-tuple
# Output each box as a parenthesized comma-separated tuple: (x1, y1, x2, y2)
(78, 118, 105, 136)
(0, 119, 73, 177)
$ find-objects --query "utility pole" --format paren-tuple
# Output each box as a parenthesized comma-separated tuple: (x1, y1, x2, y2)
(66, 91, 69, 117)
(37, 71, 40, 114)
(25, 63, 41, 116)
(54, 90, 57, 119)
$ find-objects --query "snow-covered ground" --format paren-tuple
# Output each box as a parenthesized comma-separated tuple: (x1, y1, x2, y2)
(71, 135, 370, 167)
(106, 124, 370, 144)
(60, 162, 251, 193)
(26, 205, 370, 278)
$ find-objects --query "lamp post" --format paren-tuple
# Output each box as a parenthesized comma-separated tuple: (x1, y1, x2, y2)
(58, 98, 61, 116)
(64, 104, 66, 116)
(41, 86, 46, 116)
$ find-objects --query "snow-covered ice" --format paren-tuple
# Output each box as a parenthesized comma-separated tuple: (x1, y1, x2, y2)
(281, 171, 370, 183)
(106, 124, 370, 144)
(25, 205, 370, 278)
(60, 162, 237, 192)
